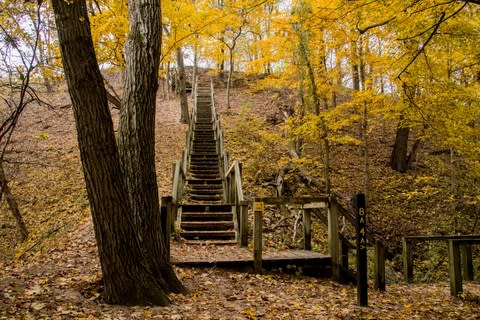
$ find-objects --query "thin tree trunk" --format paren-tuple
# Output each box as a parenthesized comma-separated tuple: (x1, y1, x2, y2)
(226, 47, 234, 109)
(362, 103, 369, 200)
(192, 35, 199, 94)
(52, 0, 176, 305)
(297, 33, 330, 193)
(0, 160, 28, 242)
(176, 48, 190, 124)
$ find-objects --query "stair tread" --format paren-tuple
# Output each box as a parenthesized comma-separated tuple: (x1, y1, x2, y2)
(182, 240, 237, 245)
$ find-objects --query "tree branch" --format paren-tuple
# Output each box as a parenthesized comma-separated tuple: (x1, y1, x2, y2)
(356, 16, 396, 34)
(397, 11, 445, 79)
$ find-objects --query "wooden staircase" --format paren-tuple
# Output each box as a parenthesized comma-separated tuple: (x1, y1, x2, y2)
(177, 85, 237, 243)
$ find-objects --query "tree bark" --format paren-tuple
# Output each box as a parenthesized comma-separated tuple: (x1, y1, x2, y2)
(390, 122, 410, 173)
(176, 48, 190, 124)
(0, 160, 28, 242)
(226, 47, 234, 109)
(52, 0, 176, 305)
(119, 0, 186, 294)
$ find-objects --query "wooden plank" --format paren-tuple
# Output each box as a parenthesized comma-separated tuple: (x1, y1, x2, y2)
(403, 237, 413, 282)
(448, 239, 462, 296)
(303, 209, 312, 250)
(253, 205, 263, 273)
(253, 196, 330, 205)
(405, 235, 480, 241)
(461, 245, 474, 281)
(328, 201, 341, 281)
(374, 239, 386, 291)
(302, 202, 327, 209)
(171, 249, 331, 271)
(240, 204, 248, 247)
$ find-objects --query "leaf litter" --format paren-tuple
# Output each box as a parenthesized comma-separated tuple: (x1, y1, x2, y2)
(0, 87, 479, 319)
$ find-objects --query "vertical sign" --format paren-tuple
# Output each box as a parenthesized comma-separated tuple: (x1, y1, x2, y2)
(355, 193, 368, 306)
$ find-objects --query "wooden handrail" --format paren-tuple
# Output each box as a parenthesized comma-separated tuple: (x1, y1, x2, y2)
(402, 234, 480, 283)
(225, 160, 246, 246)
(404, 235, 480, 241)
(172, 159, 186, 204)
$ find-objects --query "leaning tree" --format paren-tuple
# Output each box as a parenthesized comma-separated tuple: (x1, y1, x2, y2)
(51, 0, 185, 305)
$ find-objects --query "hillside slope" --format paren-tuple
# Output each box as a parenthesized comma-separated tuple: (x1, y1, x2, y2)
(0, 79, 479, 319)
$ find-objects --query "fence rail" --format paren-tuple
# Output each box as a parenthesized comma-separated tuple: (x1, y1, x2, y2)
(402, 234, 480, 288)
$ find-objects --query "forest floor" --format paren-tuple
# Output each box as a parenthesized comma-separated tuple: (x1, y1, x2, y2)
(1, 80, 480, 319)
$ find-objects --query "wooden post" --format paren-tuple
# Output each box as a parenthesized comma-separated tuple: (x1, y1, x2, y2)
(160, 196, 172, 262)
(328, 200, 341, 281)
(341, 238, 349, 272)
(402, 237, 413, 282)
(354, 193, 368, 307)
(240, 203, 248, 247)
(303, 209, 312, 250)
(461, 244, 474, 281)
(448, 239, 462, 296)
(253, 201, 264, 273)
(374, 239, 386, 291)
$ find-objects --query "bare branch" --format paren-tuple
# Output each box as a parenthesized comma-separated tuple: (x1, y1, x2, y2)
(356, 16, 397, 34)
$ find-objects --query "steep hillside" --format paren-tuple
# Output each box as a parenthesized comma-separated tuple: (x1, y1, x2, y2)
(0, 76, 479, 319)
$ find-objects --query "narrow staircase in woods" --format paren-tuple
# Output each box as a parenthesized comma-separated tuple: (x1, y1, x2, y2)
(177, 86, 237, 244)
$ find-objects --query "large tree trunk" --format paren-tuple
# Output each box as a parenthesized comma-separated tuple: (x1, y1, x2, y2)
(390, 121, 410, 173)
(176, 48, 190, 124)
(120, 0, 186, 294)
(52, 0, 174, 305)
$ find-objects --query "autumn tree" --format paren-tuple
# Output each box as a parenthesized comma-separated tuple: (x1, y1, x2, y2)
(0, 1, 50, 242)
(51, 0, 185, 305)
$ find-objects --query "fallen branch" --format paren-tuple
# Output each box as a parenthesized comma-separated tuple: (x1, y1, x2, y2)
(17, 225, 62, 259)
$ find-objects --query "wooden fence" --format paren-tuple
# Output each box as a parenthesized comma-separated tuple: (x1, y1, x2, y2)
(402, 234, 479, 295)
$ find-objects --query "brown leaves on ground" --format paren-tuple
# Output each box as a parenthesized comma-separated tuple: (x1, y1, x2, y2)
(2, 228, 480, 320)
(1, 86, 479, 319)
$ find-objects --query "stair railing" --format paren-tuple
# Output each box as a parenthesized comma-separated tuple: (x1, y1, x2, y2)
(209, 80, 229, 199)
(172, 81, 198, 210)
(309, 195, 385, 287)
(225, 160, 248, 246)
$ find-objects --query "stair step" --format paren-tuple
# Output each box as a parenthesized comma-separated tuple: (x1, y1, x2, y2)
(192, 145, 216, 148)
(190, 184, 223, 193)
(189, 167, 220, 172)
(190, 163, 219, 167)
(193, 144, 216, 148)
(180, 230, 236, 240)
(182, 204, 232, 212)
(190, 160, 218, 164)
(191, 155, 219, 159)
(183, 239, 237, 245)
(181, 221, 234, 231)
(188, 191, 223, 198)
(190, 167, 219, 171)
(190, 169, 220, 175)
(190, 194, 223, 201)
(191, 148, 217, 151)
(190, 176, 221, 182)
(187, 178, 222, 184)
(192, 150, 217, 154)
